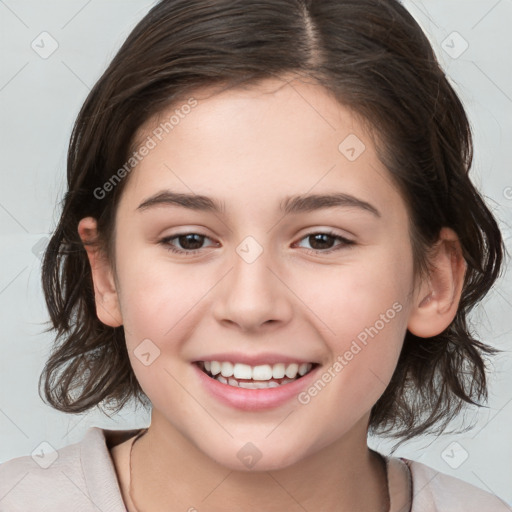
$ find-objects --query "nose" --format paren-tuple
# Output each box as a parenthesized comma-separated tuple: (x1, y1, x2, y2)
(212, 243, 293, 333)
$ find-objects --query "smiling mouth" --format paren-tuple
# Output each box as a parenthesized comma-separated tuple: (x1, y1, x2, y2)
(195, 361, 319, 389)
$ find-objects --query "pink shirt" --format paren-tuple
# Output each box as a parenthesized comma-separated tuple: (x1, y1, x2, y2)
(0, 427, 509, 511)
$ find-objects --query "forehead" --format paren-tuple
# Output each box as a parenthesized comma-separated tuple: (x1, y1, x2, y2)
(118, 77, 402, 220)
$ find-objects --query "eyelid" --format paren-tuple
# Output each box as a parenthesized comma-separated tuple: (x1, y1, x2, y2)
(160, 232, 218, 254)
(292, 230, 355, 253)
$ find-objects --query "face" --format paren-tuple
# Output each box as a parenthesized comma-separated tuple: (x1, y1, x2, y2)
(98, 77, 420, 471)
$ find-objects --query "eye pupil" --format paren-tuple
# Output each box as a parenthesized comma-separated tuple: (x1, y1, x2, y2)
(309, 233, 334, 250)
(179, 234, 204, 250)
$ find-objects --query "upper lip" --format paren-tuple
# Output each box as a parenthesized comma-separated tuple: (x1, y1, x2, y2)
(193, 352, 319, 366)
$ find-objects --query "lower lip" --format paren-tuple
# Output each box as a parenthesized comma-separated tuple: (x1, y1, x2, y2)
(192, 363, 321, 411)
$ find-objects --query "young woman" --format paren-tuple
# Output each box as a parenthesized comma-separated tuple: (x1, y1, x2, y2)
(0, 1, 509, 510)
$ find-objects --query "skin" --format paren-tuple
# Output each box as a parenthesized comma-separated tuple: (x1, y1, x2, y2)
(78, 76, 466, 512)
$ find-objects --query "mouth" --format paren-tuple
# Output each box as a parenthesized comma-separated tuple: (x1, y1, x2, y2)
(194, 360, 319, 389)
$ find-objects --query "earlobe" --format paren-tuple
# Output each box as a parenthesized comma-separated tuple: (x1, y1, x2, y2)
(77, 217, 123, 327)
(407, 227, 467, 338)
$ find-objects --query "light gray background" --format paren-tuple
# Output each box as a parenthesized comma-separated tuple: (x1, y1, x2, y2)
(1, 0, 511, 506)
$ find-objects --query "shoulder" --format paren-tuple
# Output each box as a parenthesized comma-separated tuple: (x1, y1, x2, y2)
(0, 426, 133, 512)
(404, 458, 510, 511)
(0, 435, 85, 511)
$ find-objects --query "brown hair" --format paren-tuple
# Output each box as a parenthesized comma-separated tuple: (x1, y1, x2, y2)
(39, 0, 506, 444)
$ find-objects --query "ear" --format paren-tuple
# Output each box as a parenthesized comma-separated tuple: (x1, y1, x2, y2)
(77, 217, 123, 327)
(407, 227, 467, 338)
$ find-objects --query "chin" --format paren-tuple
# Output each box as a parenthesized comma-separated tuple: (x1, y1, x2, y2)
(203, 439, 313, 473)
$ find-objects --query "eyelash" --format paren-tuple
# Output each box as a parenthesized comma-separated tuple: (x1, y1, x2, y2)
(158, 230, 355, 256)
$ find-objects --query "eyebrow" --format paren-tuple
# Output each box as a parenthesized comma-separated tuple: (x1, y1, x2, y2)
(136, 190, 381, 217)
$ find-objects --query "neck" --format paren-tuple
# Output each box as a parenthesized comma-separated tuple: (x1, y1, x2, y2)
(129, 410, 389, 512)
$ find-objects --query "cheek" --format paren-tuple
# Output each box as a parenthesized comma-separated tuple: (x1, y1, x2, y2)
(116, 257, 202, 406)
(115, 242, 210, 338)
(298, 246, 412, 398)
(300, 244, 412, 335)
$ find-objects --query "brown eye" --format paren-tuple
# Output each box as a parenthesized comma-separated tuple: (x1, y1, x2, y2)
(159, 233, 217, 255)
(295, 231, 355, 254)
(307, 233, 336, 250)
(175, 234, 206, 250)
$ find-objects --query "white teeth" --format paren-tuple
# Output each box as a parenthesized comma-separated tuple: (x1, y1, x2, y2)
(285, 363, 299, 378)
(233, 363, 252, 379)
(214, 374, 297, 388)
(210, 361, 221, 376)
(238, 381, 262, 389)
(272, 363, 286, 379)
(221, 361, 234, 377)
(252, 364, 273, 380)
(298, 363, 309, 376)
(202, 360, 314, 383)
